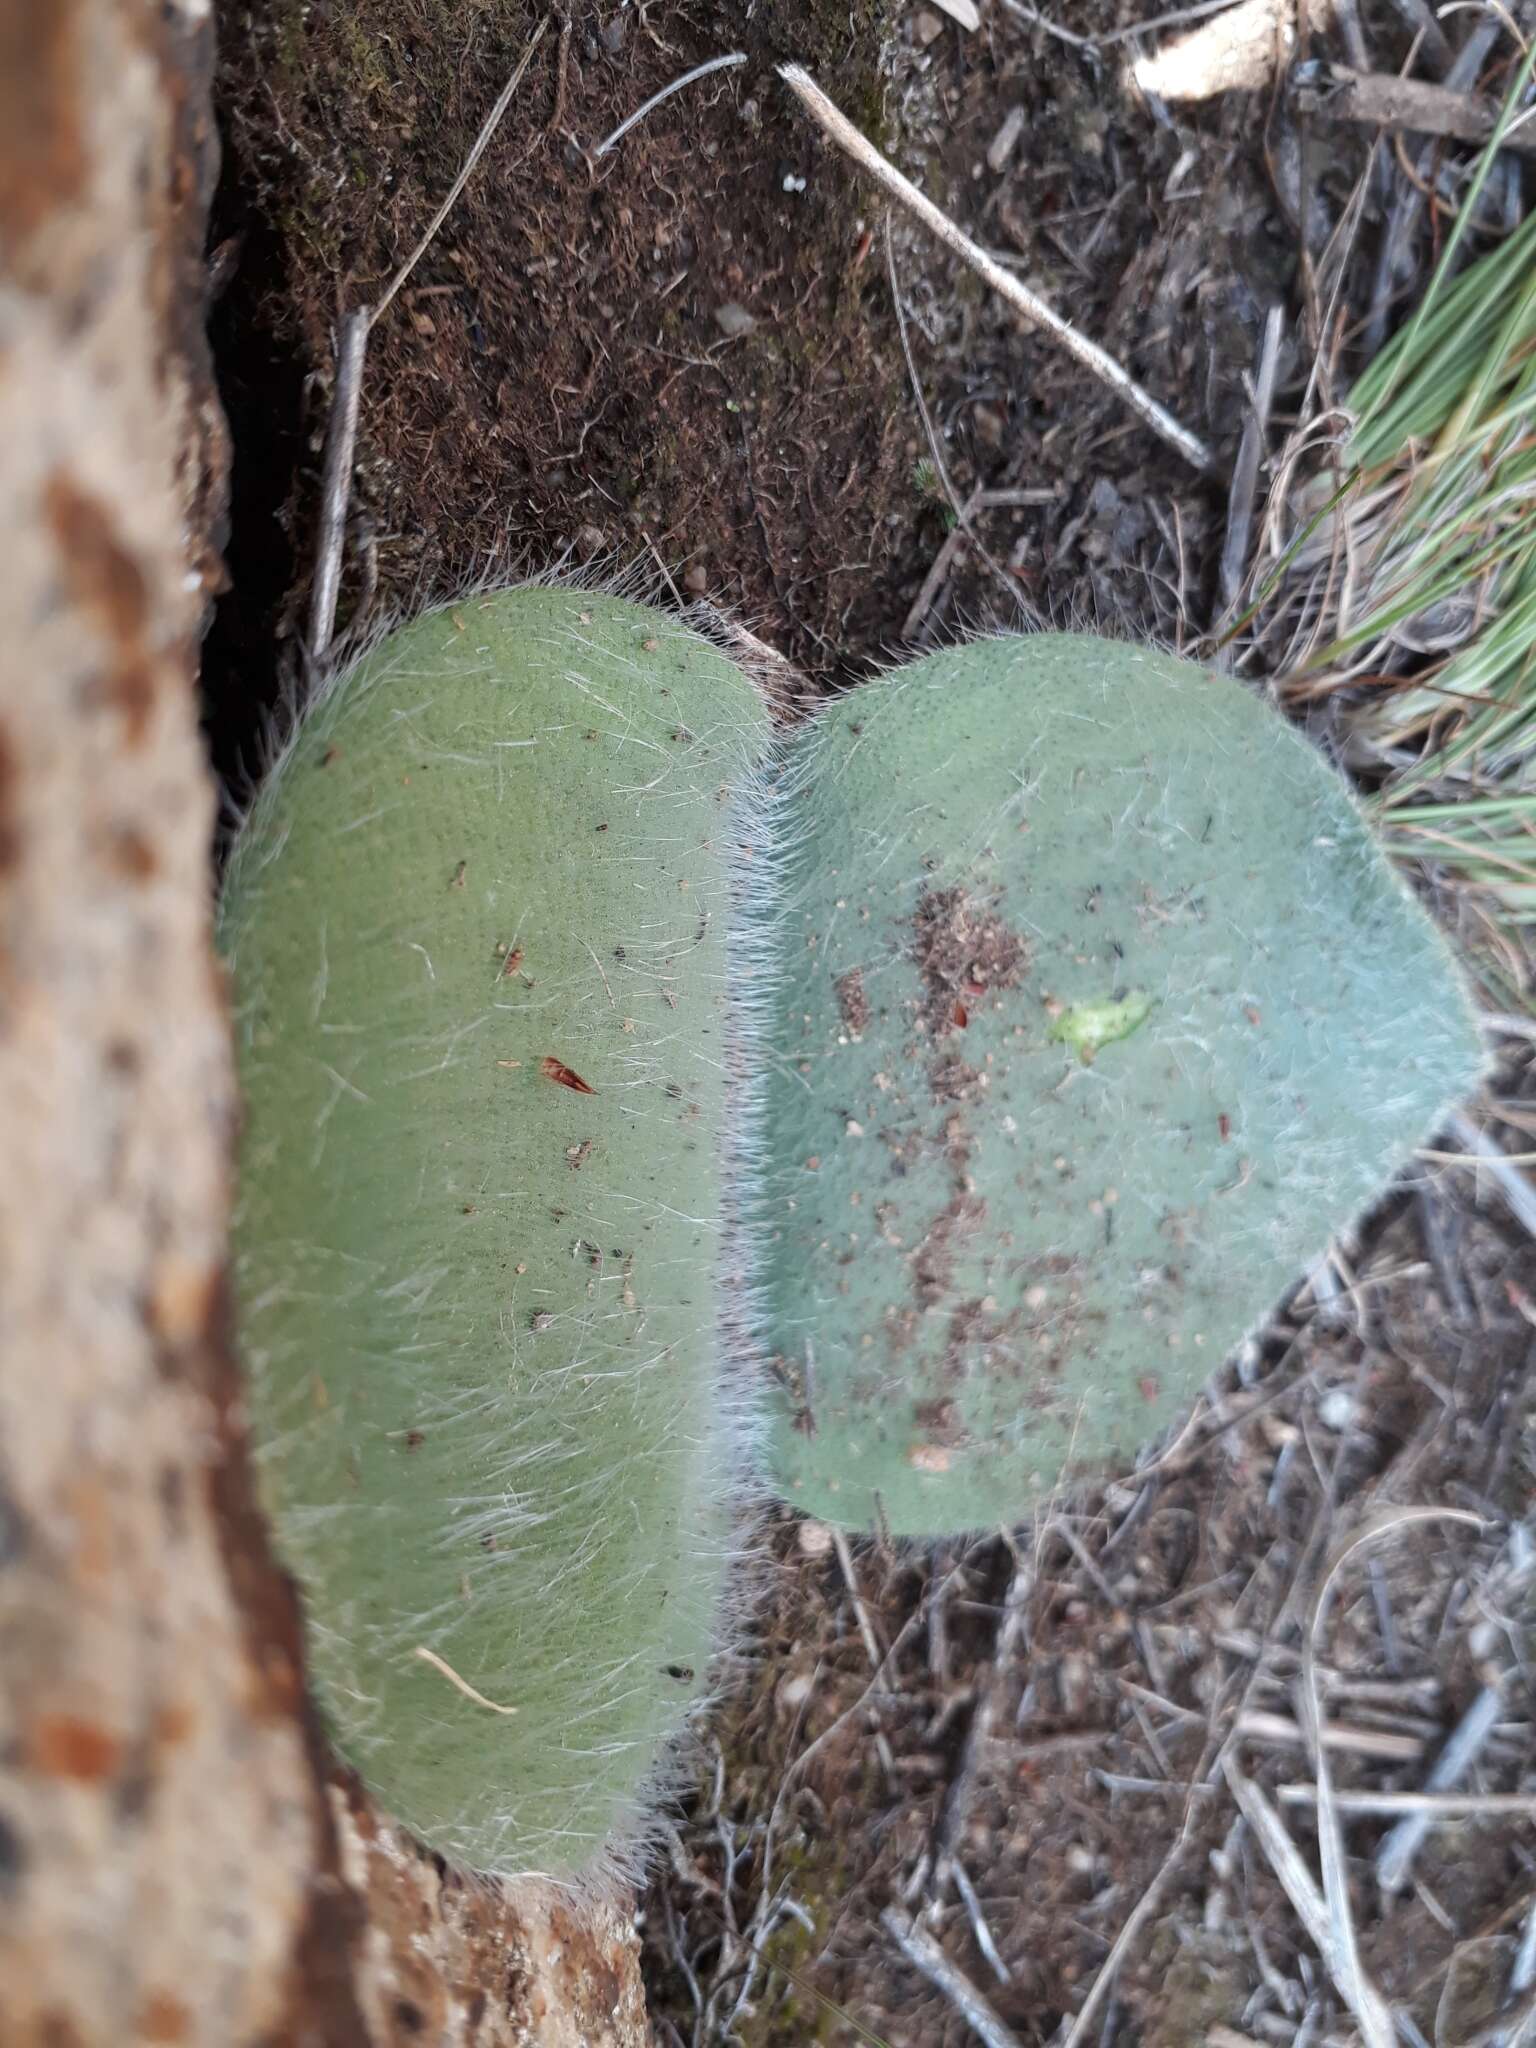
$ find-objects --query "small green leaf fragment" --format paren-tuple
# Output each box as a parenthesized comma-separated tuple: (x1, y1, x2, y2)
(1047, 990, 1155, 1061)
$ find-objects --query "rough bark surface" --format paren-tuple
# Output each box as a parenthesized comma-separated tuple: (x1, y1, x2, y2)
(0, 4, 648, 2040)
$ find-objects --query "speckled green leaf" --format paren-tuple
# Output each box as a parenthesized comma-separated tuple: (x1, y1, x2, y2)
(221, 586, 771, 1879)
(757, 633, 1482, 1535)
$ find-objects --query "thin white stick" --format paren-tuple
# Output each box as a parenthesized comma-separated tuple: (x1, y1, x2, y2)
(1237, 1709, 1425, 1761)
(373, 19, 550, 326)
(594, 52, 747, 158)
(1448, 1111, 1536, 1239)
(1376, 1686, 1505, 1891)
(308, 308, 370, 667)
(831, 1524, 884, 1670)
(1224, 1759, 1345, 1977)
(881, 1908, 1025, 2048)
(1279, 1785, 1536, 1818)
(948, 1855, 1012, 1985)
(776, 64, 1213, 473)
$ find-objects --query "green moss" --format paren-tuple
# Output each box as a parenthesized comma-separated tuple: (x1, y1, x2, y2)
(1139, 1933, 1249, 2048)
(731, 1838, 868, 2046)
(740, 0, 897, 150)
(333, 13, 394, 96)
(750, 0, 899, 82)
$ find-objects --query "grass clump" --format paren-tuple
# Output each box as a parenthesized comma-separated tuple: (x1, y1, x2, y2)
(1268, 47, 1536, 995)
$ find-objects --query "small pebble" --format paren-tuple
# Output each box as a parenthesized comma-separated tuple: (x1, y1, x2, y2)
(777, 1670, 816, 1715)
(1317, 1388, 1357, 1432)
(987, 105, 1027, 174)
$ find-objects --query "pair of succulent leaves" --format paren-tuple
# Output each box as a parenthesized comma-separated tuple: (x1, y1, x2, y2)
(220, 585, 1479, 1879)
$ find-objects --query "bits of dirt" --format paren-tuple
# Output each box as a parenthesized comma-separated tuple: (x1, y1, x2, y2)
(768, 1352, 814, 1438)
(833, 965, 870, 1037)
(925, 1049, 982, 1104)
(945, 1292, 1025, 1388)
(910, 1394, 958, 1440)
(908, 1185, 985, 1310)
(910, 884, 1028, 1044)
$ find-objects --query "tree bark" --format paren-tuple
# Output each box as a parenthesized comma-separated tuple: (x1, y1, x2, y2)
(0, 4, 648, 2039)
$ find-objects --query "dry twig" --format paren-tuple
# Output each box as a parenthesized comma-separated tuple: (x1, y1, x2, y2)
(777, 65, 1213, 472)
(881, 1908, 1025, 2048)
(1293, 64, 1536, 159)
(1447, 1113, 1536, 1238)
(1377, 1685, 1506, 1892)
(1225, 1755, 1384, 2027)
(1237, 1709, 1428, 1762)
(1278, 1785, 1536, 1818)
(307, 309, 370, 666)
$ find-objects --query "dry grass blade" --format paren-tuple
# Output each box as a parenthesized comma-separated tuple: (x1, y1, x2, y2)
(1219, 302, 1285, 621)
(592, 51, 747, 158)
(885, 221, 1023, 640)
(307, 17, 550, 667)
(373, 19, 550, 324)
(1256, 40, 1536, 1003)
